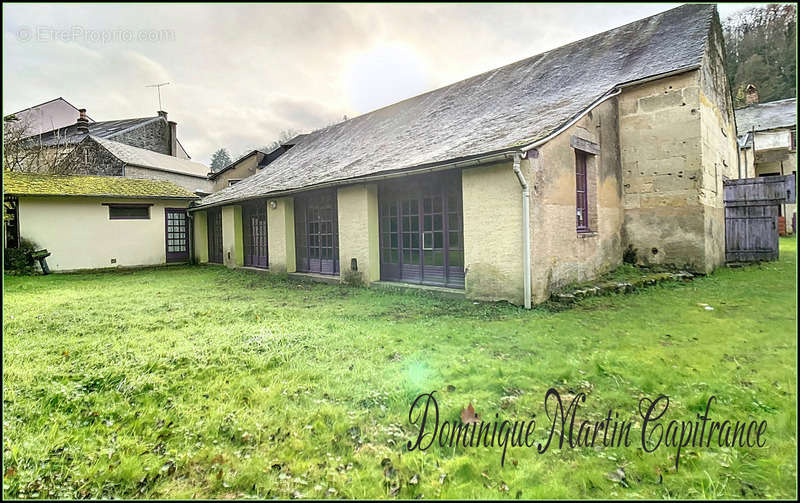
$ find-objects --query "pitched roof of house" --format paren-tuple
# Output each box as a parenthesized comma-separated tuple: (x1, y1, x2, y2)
(6, 97, 94, 136)
(208, 149, 266, 179)
(3, 171, 199, 200)
(29, 114, 192, 159)
(735, 98, 797, 135)
(90, 136, 209, 178)
(208, 145, 291, 180)
(196, 3, 716, 208)
(33, 117, 160, 147)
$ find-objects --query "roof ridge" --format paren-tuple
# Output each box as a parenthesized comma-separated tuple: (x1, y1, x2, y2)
(318, 4, 713, 131)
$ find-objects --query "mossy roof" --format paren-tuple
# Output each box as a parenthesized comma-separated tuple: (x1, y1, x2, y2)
(3, 171, 199, 200)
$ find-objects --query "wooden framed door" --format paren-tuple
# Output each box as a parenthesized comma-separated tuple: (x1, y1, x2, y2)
(295, 189, 339, 274)
(207, 207, 223, 264)
(379, 170, 464, 288)
(243, 201, 268, 268)
(165, 208, 190, 262)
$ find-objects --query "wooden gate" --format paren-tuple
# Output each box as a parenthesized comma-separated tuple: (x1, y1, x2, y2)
(724, 174, 795, 262)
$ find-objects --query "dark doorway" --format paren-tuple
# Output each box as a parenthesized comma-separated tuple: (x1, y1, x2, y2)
(207, 207, 223, 264)
(378, 170, 464, 288)
(165, 208, 189, 262)
(243, 201, 268, 268)
(295, 189, 339, 274)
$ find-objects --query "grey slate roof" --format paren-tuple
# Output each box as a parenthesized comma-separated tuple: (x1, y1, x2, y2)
(197, 3, 715, 208)
(32, 117, 161, 147)
(90, 136, 209, 178)
(735, 98, 797, 135)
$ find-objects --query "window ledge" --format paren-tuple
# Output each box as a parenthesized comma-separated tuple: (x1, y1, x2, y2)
(577, 231, 598, 238)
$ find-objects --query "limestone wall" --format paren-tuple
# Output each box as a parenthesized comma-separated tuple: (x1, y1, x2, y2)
(462, 161, 525, 304)
(530, 98, 624, 303)
(337, 184, 380, 285)
(266, 197, 296, 273)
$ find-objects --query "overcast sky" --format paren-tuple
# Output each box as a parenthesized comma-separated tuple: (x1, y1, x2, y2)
(2, 3, 762, 164)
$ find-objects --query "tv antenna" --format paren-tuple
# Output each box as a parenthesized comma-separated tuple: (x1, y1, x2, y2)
(145, 82, 170, 110)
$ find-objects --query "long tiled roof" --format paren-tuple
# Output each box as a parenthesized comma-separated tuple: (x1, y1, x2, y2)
(3, 171, 199, 199)
(197, 3, 715, 208)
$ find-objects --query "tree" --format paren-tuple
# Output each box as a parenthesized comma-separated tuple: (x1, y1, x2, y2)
(260, 129, 301, 153)
(723, 4, 796, 107)
(3, 114, 81, 174)
(209, 148, 232, 172)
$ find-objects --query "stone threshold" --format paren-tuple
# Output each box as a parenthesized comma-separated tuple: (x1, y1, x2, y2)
(370, 280, 466, 299)
(240, 266, 270, 273)
(552, 271, 695, 303)
(287, 271, 341, 285)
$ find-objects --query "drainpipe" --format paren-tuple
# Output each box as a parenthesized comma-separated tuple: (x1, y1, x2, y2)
(187, 211, 195, 264)
(512, 153, 531, 309)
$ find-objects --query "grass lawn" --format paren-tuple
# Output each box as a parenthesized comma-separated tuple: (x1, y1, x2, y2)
(2, 238, 796, 499)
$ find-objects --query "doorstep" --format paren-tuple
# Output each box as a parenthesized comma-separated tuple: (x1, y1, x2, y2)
(287, 271, 341, 285)
(240, 266, 270, 274)
(370, 280, 466, 299)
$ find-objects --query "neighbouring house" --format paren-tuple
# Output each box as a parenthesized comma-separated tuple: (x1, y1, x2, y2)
(61, 135, 212, 195)
(735, 91, 797, 235)
(187, 4, 739, 307)
(209, 143, 296, 192)
(6, 104, 212, 193)
(8, 97, 92, 136)
(3, 171, 198, 271)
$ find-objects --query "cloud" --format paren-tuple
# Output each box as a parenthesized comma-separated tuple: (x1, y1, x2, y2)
(4, 3, 761, 164)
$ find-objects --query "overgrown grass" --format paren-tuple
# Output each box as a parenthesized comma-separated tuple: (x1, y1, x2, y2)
(3, 238, 796, 499)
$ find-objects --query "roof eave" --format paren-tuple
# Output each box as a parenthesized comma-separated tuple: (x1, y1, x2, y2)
(189, 148, 522, 212)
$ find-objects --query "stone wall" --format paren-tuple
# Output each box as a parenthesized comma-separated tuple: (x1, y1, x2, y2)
(59, 140, 125, 176)
(337, 184, 380, 285)
(222, 205, 243, 268)
(266, 197, 296, 273)
(113, 119, 171, 156)
(530, 98, 624, 303)
(462, 160, 526, 304)
(619, 70, 708, 271)
(698, 14, 740, 270)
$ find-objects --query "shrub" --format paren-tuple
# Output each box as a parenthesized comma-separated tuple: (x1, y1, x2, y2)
(4, 237, 38, 275)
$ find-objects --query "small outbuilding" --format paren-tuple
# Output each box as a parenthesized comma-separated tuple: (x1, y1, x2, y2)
(3, 171, 198, 271)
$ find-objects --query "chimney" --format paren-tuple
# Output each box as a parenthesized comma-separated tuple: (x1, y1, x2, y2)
(157, 110, 168, 120)
(168, 120, 177, 156)
(745, 84, 759, 105)
(76, 108, 89, 134)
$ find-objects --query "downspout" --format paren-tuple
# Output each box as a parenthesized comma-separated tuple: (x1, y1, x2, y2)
(512, 153, 531, 309)
(187, 211, 195, 264)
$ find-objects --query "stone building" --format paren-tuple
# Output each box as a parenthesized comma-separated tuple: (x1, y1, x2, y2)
(189, 4, 739, 307)
(208, 141, 299, 192)
(735, 93, 797, 235)
(9, 105, 212, 193)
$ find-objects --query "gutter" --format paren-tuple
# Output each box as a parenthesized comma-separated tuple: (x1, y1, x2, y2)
(188, 150, 521, 212)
